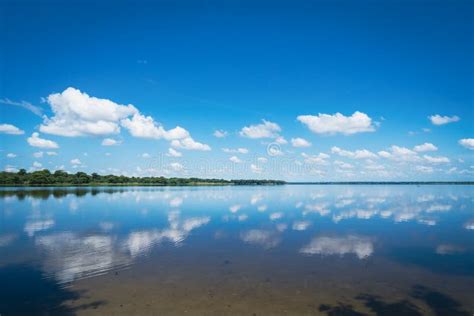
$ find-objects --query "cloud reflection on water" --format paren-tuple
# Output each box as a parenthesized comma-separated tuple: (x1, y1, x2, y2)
(0, 234, 16, 247)
(124, 212, 210, 258)
(300, 235, 374, 259)
(240, 229, 281, 249)
(0, 185, 472, 285)
(36, 233, 124, 284)
(24, 219, 55, 237)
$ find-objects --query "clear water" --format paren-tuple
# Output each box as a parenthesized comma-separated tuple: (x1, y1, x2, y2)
(0, 185, 473, 315)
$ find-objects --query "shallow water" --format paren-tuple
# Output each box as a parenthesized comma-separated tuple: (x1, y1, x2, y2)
(0, 185, 473, 315)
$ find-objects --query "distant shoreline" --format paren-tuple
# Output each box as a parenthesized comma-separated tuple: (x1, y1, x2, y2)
(0, 182, 285, 187)
(0, 182, 473, 188)
(0, 169, 285, 186)
(1, 170, 473, 187)
(0, 183, 281, 187)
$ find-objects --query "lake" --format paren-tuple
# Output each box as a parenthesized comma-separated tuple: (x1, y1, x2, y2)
(0, 185, 473, 315)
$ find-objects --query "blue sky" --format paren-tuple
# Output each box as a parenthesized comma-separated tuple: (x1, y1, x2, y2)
(1, 0, 473, 181)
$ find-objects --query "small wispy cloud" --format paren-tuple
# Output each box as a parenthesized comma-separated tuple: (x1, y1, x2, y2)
(0, 98, 43, 117)
(213, 129, 228, 138)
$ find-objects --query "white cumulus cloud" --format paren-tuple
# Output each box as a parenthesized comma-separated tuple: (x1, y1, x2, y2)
(222, 147, 249, 154)
(101, 138, 121, 146)
(331, 147, 377, 159)
(275, 136, 288, 144)
(27, 133, 59, 149)
(302, 152, 330, 164)
(229, 156, 242, 163)
(353, 149, 378, 159)
(334, 160, 353, 169)
(70, 158, 82, 165)
(5, 165, 18, 172)
(413, 143, 437, 152)
(170, 162, 184, 171)
(458, 138, 474, 150)
(39, 87, 208, 150)
(240, 120, 281, 139)
(167, 148, 182, 157)
(297, 111, 375, 135)
(429, 114, 459, 125)
(291, 137, 311, 147)
(0, 123, 24, 135)
(378, 145, 420, 162)
(423, 155, 450, 164)
(40, 87, 137, 136)
(121, 113, 189, 140)
(171, 137, 211, 151)
(415, 165, 434, 173)
(213, 129, 228, 138)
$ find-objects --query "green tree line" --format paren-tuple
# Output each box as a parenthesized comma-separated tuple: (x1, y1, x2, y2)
(0, 169, 285, 186)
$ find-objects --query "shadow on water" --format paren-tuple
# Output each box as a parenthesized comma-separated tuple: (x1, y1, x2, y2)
(318, 285, 470, 316)
(355, 294, 421, 316)
(410, 285, 471, 316)
(319, 303, 367, 316)
(0, 264, 106, 316)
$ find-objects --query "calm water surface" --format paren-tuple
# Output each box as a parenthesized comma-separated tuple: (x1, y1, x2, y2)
(0, 185, 473, 315)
